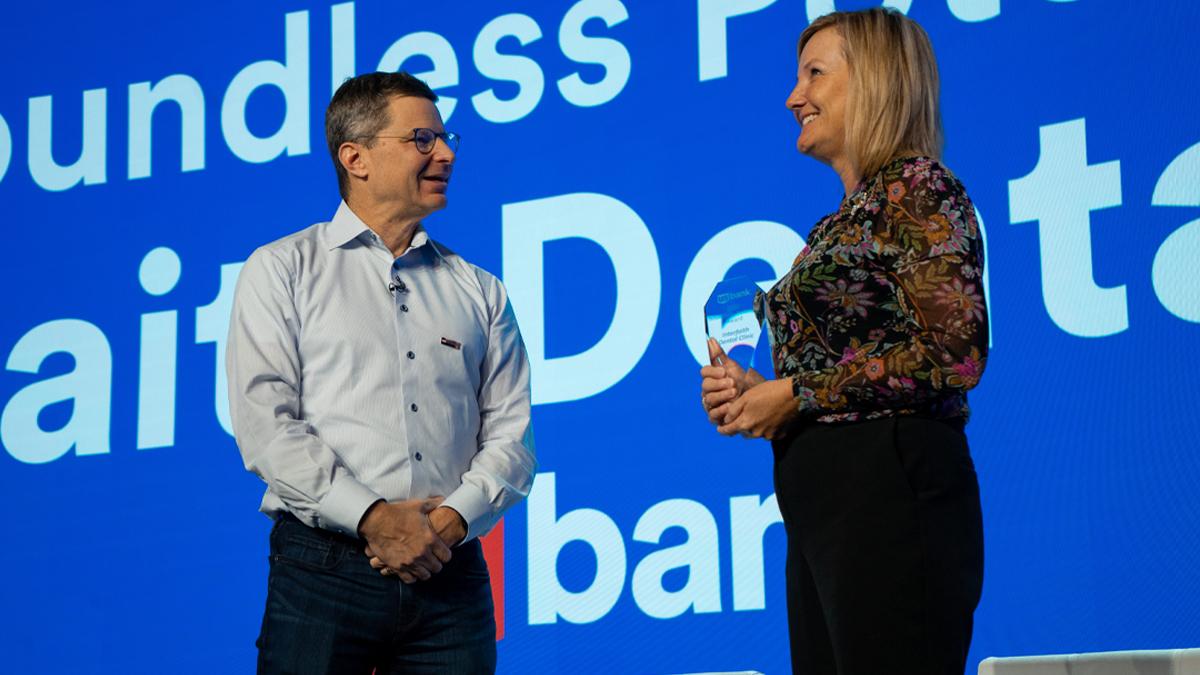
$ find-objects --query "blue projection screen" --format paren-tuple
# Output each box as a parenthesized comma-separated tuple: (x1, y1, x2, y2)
(2, 1, 1198, 673)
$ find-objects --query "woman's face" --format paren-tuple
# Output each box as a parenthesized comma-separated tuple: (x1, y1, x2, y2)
(786, 27, 850, 169)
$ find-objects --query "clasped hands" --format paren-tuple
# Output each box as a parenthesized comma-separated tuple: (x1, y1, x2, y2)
(700, 338, 798, 440)
(357, 498, 467, 584)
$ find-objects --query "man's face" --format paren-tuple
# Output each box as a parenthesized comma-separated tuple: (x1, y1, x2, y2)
(361, 95, 455, 218)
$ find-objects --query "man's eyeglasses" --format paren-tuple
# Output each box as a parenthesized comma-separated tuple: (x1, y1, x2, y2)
(370, 128, 461, 154)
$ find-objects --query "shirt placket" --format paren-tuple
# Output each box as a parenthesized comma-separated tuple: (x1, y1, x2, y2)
(388, 249, 430, 499)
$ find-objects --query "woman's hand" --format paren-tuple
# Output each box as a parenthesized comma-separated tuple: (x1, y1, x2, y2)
(717, 377, 798, 440)
(700, 339, 764, 425)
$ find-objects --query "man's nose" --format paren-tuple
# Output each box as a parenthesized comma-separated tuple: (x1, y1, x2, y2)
(433, 138, 455, 163)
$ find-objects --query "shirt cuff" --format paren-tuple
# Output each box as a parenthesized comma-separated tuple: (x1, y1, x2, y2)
(317, 474, 385, 537)
(442, 482, 493, 544)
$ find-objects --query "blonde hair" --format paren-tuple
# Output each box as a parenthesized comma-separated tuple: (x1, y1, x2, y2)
(799, 8, 943, 180)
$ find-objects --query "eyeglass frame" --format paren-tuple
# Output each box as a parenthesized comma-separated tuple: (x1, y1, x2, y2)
(363, 128, 461, 154)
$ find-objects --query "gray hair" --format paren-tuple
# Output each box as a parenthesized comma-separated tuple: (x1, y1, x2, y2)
(325, 71, 438, 199)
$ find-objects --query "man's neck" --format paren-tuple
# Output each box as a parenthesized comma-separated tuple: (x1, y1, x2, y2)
(346, 197, 424, 257)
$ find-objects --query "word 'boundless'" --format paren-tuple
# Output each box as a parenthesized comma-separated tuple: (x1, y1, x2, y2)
(0, 0, 632, 192)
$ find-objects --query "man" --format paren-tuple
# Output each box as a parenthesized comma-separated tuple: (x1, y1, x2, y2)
(227, 71, 536, 674)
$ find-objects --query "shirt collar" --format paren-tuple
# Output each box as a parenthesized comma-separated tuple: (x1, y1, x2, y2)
(325, 201, 372, 250)
(409, 227, 431, 252)
(324, 201, 433, 255)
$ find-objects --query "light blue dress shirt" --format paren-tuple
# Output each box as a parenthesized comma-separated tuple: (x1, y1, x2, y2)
(227, 201, 536, 542)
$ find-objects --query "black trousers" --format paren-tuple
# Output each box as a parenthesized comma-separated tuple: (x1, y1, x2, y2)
(772, 417, 984, 675)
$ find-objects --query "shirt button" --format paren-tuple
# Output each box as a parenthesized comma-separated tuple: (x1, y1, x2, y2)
(407, 351, 416, 359)
(415, 452, 423, 461)
(411, 403, 418, 412)
(400, 305, 409, 312)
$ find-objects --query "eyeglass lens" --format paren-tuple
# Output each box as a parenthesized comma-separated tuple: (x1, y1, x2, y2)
(413, 129, 458, 153)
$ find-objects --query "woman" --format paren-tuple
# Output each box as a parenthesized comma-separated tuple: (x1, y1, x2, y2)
(701, 8, 987, 675)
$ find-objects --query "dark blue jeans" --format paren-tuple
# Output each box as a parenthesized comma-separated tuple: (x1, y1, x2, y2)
(256, 514, 496, 675)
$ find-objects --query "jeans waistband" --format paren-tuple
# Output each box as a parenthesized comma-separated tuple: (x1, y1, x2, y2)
(275, 511, 366, 549)
(273, 510, 484, 562)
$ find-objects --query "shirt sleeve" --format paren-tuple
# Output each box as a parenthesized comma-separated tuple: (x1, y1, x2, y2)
(226, 247, 383, 537)
(441, 273, 537, 543)
(792, 162, 989, 416)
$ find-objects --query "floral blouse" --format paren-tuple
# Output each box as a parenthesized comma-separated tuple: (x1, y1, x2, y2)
(764, 155, 988, 424)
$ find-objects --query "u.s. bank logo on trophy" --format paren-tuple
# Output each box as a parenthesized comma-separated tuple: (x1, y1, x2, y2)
(704, 276, 773, 375)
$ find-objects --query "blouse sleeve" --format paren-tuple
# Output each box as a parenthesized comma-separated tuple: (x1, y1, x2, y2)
(792, 160, 989, 416)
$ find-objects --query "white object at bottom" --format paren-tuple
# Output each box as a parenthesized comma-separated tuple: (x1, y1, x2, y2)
(979, 648, 1200, 675)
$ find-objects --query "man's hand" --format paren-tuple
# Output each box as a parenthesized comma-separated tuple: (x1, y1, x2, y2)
(701, 338, 764, 425)
(358, 498, 451, 584)
(717, 377, 799, 440)
(428, 506, 468, 548)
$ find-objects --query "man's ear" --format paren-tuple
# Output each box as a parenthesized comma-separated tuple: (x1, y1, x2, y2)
(339, 142, 369, 182)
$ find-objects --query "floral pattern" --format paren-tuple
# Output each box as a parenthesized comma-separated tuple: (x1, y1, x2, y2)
(764, 156, 988, 423)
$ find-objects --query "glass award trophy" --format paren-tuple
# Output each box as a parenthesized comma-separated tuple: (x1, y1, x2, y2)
(704, 276, 774, 376)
